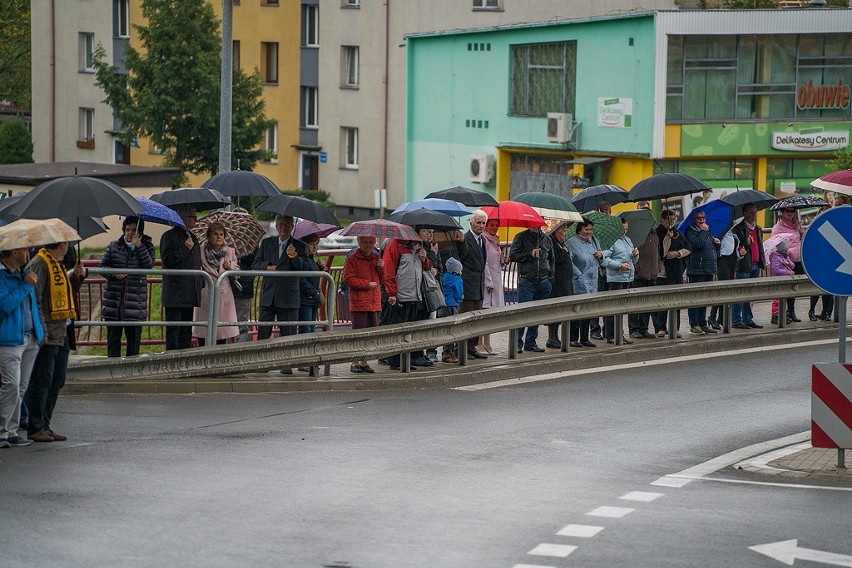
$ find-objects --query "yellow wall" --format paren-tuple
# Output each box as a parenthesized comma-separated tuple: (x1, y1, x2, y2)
(128, 0, 299, 189)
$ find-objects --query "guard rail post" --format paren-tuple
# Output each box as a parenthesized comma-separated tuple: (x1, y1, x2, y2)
(457, 341, 468, 366)
(614, 314, 624, 345)
(779, 298, 788, 328)
(722, 304, 732, 334)
(211, 270, 336, 375)
(667, 309, 677, 340)
(508, 328, 519, 359)
(560, 321, 570, 352)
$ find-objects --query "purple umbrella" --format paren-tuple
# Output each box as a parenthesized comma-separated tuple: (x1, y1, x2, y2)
(293, 220, 341, 240)
(134, 196, 185, 227)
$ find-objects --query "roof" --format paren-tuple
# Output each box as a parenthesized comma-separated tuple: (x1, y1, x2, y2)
(0, 161, 181, 188)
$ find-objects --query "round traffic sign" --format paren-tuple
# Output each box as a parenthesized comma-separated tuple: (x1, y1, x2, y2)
(802, 205, 852, 296)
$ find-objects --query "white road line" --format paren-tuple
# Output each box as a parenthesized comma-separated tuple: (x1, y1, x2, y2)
(527, 543, 578, 558)
(698, 476, 852, 492)
(586, 505, 635, 518)
(556, 524, 604, 538)
(454, 339, 840, 391)
(733, 441, 812, 474)
(619, 491, 665, 502)
(651, 476, 692, 488)
(513, 564, 557, 568)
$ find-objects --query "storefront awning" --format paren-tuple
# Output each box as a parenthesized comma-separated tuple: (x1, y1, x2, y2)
(566, 157, 611, 166)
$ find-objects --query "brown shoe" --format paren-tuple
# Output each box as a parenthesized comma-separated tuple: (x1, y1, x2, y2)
(47, 429, 67, 441)
(441, 353, 459, 363)
(29, 431, 54, 443)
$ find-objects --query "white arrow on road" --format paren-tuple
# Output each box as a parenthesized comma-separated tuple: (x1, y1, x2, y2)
(818, 221, 852, 275)
(749, 539, 852, 566)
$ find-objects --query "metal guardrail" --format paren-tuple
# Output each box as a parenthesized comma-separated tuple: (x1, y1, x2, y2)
(68, 275, 827, 382)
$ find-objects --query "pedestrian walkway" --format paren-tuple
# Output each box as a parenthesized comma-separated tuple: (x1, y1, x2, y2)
(769, 447, 852, 481)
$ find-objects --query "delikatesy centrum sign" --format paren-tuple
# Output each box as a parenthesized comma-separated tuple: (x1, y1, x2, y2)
(772, 129, 849, 152)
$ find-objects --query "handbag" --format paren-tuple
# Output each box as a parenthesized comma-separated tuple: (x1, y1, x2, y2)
(421, 271, 446, 313)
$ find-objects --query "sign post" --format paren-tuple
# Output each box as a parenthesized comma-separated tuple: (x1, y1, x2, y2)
(802, 206, 852, 468)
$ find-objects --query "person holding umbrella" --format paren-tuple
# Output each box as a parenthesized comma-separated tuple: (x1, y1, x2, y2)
(652, 209, 690, 338)
(100, 217, 156, 357)
(731, 204, 766, 330)
(297, 232, 326, 335)
(509, 222, 554, 353)
(476, 217, 507, 355)
(546, 222, 573, 349)
(684, 211, 719, 335)
(601, 218, 638, 345)
(770, 205, 805, 323)
(456, 210, 489, 360)
(567, 219, 603, 347)
(26, 240, 88, 443)
(160, 205, 202, 351)
(192, 222, 240, 346)
(343, 235, 385, 374)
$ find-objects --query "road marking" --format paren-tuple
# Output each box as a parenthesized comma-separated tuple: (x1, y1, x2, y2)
(527, 543, 577, 558)
(619, 491, 664, 502)
(513, 564, 557, 568)
(818, 222, 852, 275)
(693, 476, 852, 492)
(651, 476, 692, 488)
(750, 539, 852, 566)
(732, 441, 811, 474)
(454, 340, 840, 391)
(556, 524, 604, 538)
(586, 505, 635, 518)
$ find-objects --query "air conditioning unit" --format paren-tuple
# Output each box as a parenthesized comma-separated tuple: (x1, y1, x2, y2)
(469, 154, 495, 184)
(547, 112, 573, 143)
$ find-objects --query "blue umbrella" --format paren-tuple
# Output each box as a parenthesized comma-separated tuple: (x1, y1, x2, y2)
(134, 196, 185, 227)
(678, 200, 733, 239)
(392, 198, 471, 217)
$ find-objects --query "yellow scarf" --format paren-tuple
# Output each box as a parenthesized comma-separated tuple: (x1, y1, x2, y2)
(36, 248, 76, 320)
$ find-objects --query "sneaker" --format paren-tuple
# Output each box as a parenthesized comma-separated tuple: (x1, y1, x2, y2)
(427, 352, 438, 362)
(361, 365, 375, 374)
(591, 332, 604, 341)
(350, 365, 364, 374)
(29, 431, 54, 443)
(7, 435, 33, 447)
(0, 439, 10, 449)
(629, 331, 645, 339)
(709, 319, 722, 331)
(690, 325, 705, 335)
(412, 356, 434, 367)
(545, 340, 562, 349)
(441, 353, 459, 364)
(700, 326, 718, 334)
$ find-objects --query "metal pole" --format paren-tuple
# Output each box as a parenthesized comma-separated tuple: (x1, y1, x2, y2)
(219, 0, 233, 174)
(839, 296, 847, 468)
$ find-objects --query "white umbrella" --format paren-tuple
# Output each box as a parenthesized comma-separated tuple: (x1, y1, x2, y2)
(0, 218, 81, 251)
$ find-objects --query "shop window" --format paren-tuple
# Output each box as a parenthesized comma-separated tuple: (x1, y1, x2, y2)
(511, 41, 576, 117)
(683, 36, 737, 120)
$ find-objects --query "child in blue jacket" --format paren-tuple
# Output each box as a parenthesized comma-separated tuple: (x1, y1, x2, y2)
(439, 257, 464, 363)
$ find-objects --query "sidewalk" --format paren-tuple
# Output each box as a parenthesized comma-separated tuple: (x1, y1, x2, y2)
(736, 440, 852, 483)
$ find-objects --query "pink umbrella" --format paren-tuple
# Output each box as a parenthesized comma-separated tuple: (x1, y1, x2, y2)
(293, 220, 341, 240)
(339, 219, 421, 241)
(811, 170, 852, 196)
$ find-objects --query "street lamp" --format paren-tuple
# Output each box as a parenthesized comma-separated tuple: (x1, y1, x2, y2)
(219, 0, 233, 174)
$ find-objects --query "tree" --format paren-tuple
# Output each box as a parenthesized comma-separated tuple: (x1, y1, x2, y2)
(0, 0, 31, 111)
(829, 150, 852, 172)
(0, 119, 34, 164)
(93, 0, 272, 186)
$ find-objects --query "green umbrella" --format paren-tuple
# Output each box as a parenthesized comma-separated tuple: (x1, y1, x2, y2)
(584, 211, 622, 250)
(618, 209, 656, 247)
(513, 191, 583, 223)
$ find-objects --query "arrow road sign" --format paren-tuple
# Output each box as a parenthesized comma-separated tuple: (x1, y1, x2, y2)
(750, 539, 852, 566)
(803, 206, 852, 296)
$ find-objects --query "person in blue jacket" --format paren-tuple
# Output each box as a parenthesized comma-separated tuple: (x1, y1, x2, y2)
(0, 245, 44, 448)
(684, 210, 720, 335)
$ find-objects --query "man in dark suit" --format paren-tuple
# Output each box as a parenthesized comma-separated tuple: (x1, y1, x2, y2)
(160, 205, 202, 350)
(731, 203, 766, 329)
(456, 209, 488, 359)
(253, 215, 308, 344)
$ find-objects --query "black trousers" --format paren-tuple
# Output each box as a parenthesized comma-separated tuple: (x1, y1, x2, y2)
(628, 279, 656, 334)
(256, 306, 299, 340)
(165, 307, 194, 351)
(107, 325, 142, 358)
(570, 319, 591, 343)
(604, 281, 631, 339)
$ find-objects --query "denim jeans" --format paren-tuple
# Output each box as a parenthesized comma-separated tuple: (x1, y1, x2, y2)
(687, 274, 712, 328)
(25, 336, 70, 435)
(298, 304, 318, 334)
(517, 279, 552, 348)
(732, 264, 761, 325)
(0, 332, 39, 439)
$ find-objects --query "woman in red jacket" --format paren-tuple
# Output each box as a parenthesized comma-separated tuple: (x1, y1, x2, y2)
(343, 235, 384, 373)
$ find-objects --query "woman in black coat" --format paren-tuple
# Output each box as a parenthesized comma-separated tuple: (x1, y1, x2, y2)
(100, 217, 156, 357)
(547, 222, 574, 348)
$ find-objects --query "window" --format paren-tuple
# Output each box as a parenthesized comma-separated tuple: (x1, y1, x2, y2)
(232, 40, 240, 70)
(262, 0, 279, 5)
(342, 127, 358, 168)
(115, 0, 129, 38)
(303, 5, 319, 47)
(261, 42, 278, 84)
(473, 0, 503, 9)
(264, 125, 278, 163)
(343, 0, 360, 6)
(342, 45, 359, 88)
(79, 32, 95, 71)
(79, 108, 95, 141)
(511, 42, 576, 116)
(302, 87, 318, 128)
(114, 139, 130, 165)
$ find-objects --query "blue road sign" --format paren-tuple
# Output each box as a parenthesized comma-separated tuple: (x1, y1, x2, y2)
(802, 206, 852, 296)
(319, 151, 327, 164)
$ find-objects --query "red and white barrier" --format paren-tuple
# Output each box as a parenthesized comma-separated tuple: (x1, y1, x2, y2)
(812, 363, 852, 449)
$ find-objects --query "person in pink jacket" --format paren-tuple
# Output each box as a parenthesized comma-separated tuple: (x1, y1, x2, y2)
(192, 222, 239, 345)
(769, 239, 795, 325)
(770, 206, 804, 322)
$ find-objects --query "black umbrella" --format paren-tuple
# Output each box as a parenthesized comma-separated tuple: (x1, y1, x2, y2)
(571, 184, 629, 213)
(201, 170, 280, 198)
(387, 208, 462, 230)
(627, 173, 710, 202)
(2, 176, 143, 219)
(719, 189, 777, 217)
(150, 187, 231, 212)
(424, 186, 498, 207)
(769, 195, 829, 210)
(0, 195, 109, 241)
(257, 194, 339, 225)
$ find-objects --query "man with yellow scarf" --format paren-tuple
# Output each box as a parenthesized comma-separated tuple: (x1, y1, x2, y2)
(24, 241, 87, 443)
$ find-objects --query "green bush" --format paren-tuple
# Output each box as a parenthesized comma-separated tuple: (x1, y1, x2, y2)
(0, 119, 33, 164)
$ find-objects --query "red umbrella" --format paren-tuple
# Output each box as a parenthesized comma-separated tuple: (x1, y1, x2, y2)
(339, 219, 421, 241)
(481, 201, 546, 228)
(811, 170, 852, 197)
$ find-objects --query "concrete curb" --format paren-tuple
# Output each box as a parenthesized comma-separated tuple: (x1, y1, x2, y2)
(734, 441, 852, 484)
(65, 325, 842, 395)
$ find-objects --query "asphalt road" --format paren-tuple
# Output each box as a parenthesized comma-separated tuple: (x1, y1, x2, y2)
(1, 344, 850, 568)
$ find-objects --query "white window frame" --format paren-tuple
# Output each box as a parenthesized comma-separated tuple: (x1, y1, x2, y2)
(304, 5, 319, 47)
(343, 0, 360, 7)
(342, 127, 358, 169)
(265, 124, 278, 163)
(79, 108, 95, 141)
(472, 0, 503, 9)
(80, 32, 95, 72)
(342, 45, 359, 88)
(116, 0, 130, 38)
(303, 87, 318, 128)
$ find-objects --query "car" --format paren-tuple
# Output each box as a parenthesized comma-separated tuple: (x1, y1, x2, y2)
(319, 228, 357, 250)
